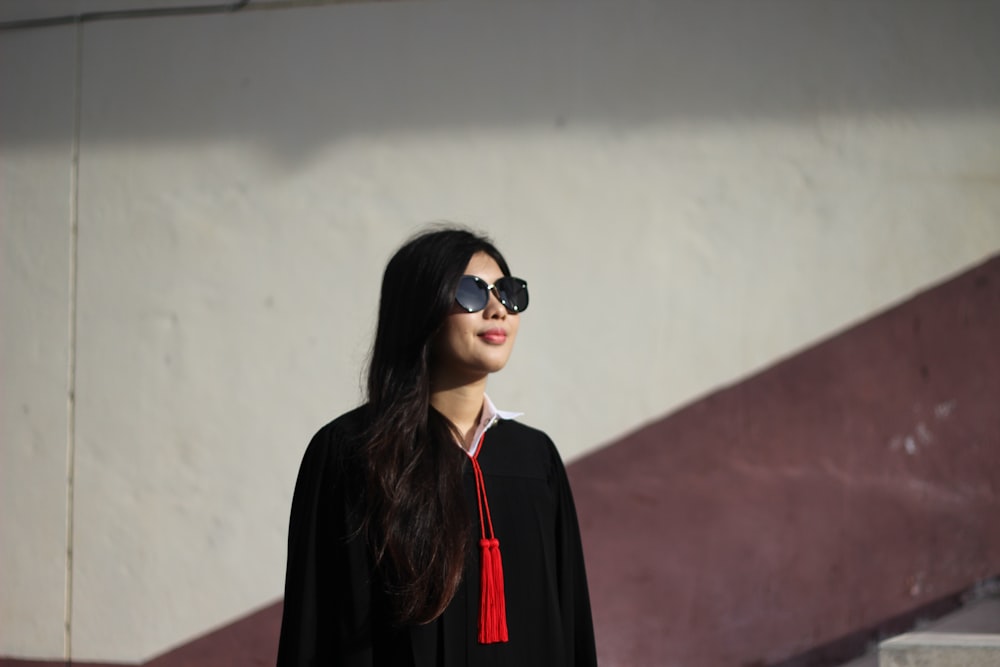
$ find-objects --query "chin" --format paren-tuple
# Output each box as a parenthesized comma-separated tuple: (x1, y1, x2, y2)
(476, 356, 511, 375)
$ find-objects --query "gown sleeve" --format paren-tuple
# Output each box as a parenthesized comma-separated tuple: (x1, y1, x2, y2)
(277, 421, 374, 667)
(551, 440, 599, 667)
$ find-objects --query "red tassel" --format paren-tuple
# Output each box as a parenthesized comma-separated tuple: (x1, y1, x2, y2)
(478, 537, 508, 643)
(471, 431, 509, 644)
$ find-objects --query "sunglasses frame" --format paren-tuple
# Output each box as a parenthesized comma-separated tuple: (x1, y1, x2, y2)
(455, 275, 529, 314)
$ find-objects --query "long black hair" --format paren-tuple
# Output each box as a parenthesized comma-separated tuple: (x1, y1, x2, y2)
(363, 225, 512, 624)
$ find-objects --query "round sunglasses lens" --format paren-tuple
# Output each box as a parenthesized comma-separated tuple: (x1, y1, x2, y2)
(496, 277, 529, 313)
(455, 276, 488, 312)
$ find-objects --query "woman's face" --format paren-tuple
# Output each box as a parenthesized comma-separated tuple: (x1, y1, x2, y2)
(431, 251, 520, 386)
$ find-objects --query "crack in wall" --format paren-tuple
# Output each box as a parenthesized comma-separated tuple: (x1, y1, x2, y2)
(64, 19, 83, 662)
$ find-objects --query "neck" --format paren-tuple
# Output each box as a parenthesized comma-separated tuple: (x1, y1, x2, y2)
(429, 376, 487, 449)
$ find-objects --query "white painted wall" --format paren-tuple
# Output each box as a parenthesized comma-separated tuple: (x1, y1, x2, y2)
(2, 0, 999, 661)
(0, 24, 77, 660)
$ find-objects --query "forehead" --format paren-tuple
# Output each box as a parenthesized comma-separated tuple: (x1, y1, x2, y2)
(463, 251, 504, 280)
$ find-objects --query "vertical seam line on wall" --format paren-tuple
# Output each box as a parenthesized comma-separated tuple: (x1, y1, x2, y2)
(65, 18, 83, 662)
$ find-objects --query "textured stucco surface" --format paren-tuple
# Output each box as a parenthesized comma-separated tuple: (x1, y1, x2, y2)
(2, 0, 1000, 662)
(0, 25, 77, 659)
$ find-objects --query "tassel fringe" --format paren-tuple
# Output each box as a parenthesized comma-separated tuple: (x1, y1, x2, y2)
(478, 537, 508, 643)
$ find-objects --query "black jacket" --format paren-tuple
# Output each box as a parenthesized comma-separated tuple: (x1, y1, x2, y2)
(277, 406, 597, 667)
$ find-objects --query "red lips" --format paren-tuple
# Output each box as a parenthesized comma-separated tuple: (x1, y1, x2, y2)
(479, 328, 507, 344)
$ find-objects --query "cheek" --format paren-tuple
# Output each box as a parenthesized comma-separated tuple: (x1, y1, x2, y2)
(435, 316, 476, 355)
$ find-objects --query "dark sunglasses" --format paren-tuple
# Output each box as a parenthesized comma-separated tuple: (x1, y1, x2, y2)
(455, 275, 529, 314)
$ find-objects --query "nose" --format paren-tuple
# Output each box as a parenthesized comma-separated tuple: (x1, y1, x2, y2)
(484, 286, 507, 319)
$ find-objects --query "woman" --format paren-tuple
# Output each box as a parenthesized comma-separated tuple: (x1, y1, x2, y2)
(277, 227, 597, 666)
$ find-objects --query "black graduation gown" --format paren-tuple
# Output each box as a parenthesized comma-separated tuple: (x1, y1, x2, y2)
(277, 407, 597, 667)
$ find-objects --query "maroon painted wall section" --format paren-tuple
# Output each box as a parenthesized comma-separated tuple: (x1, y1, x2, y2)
(4, 256, 997, 667)
(569, 254, 1000, 667)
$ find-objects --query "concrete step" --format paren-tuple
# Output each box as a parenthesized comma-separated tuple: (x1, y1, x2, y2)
(835, 594, 1000, 667)
(879, 632, 1000, 667)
